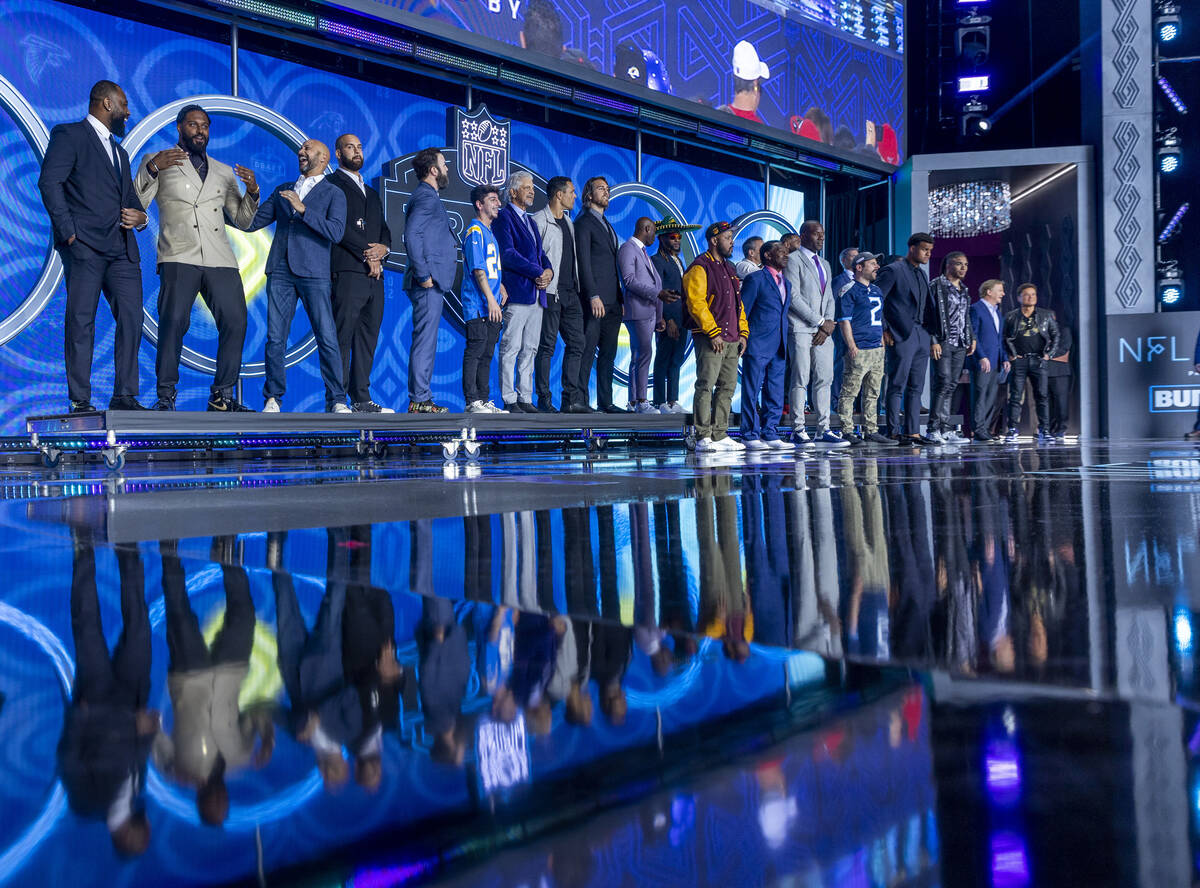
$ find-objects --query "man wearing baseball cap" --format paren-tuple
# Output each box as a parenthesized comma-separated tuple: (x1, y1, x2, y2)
(835, 252, 892, 445)
(720, 41, 769, 125)
(682, 221, 749, 453)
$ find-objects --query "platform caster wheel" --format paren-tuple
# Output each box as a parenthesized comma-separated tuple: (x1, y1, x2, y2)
(442, 442, 460, 460)
(102, 450, 126, 472)
(463, 441, 481, 459)
(355, 440, 369, 457)
(41, 448, 63, 468)
(371, 442, 389, 459)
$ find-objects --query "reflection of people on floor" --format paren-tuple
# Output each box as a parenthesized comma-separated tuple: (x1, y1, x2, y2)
(931, 463, 976, 673)
(884, 464, 937, 660)
(596, 505, 620, 620)
(652, 500, 698, 667)
(840, 458, 890, 658)
(58, 538, 155, 857)
(501, 511, 539, 612)
(507, 610, 567, 735)
(562, 507, 597, 618)
(744, 472, 794, 650)
(271, 531, 357, 793)
(630, 502, 675, 676)
(695, 473, 751, 661)
(971, 467, 1014, 674)
(534, 510, 559, 614)
(463, 515, 494, 603)
(792, 459, 843, 658)
(154, 538, 273, 825)
(417, 596, 469, 767)
(589, 620, 633, 727)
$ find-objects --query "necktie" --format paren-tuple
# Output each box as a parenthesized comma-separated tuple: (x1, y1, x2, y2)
(604, 216, 618, 249)
(109, 134, 121, 173)
(915, 265, 928, 324)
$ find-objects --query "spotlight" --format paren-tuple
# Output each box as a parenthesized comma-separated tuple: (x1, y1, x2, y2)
(958, 75, 991, 93)
(1156, 0, 1181, 42)
(956, 14, 991, 66)
(1158, 262, 1185, 307)
(962, 98, 990, 136)
(1158, 76, 1189, 114)
(1158, 202, 1189, 243)
(1158, 127, 1182, 173)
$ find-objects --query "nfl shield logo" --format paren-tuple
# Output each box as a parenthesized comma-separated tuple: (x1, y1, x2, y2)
(453, 105, 510, 188)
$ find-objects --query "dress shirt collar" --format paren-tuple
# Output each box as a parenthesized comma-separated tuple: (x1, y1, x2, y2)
(510, 202, 528, 219)
(339, 167, 366, 193)
(294, 171, 324, 200)
(589, 206, 608, 223)
(800, 245, 819, 265)
(627, 236, 646, 250)
(766, 265, 784, 285)
(86, 113, 113, 146)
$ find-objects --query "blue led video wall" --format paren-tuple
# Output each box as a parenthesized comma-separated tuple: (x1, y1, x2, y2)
(0, 1, 810, 429)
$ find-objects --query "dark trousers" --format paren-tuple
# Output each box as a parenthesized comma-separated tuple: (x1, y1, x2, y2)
(464, 515, 493, 603)
(274, 562, 346, 714)
(535, 291, 586, 406)
(330, 271, 384, 404)
(653, 327, 687, 404)
(163, 547, 255, 672)
(61, 240, 142, 403)
(930, 344, 968, 433)
(886, 326, 931, 436)
(1047, 372, 1071, 435)
(156, 263, 247, 400)
(739, 342, 787, 440)
(71, 542, 149, 707)
(970, 368, 1002, 435)
(1006, 355, 1050, 430)
(462, 318, 502, 403)
(581, 306, 622, 409)
(563, 507, 597, 617)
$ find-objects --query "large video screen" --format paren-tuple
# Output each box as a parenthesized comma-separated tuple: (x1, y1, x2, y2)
(330, 0, 906, 165)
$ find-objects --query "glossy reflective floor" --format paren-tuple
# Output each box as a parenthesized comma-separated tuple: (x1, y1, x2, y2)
(0, 440, 1196, 887)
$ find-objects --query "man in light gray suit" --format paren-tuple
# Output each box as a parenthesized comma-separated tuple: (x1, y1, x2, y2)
(785, 221, 847, 447)
(135, 104, 259, 412)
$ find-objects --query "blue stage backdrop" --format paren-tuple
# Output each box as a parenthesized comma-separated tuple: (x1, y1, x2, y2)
(0, 1, 809, 428)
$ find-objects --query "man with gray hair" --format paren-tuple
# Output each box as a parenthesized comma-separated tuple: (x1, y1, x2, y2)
(492, 170, 553, 412)
(735, 236, 763, 280)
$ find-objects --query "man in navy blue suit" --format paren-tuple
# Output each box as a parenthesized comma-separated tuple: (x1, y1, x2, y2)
(739, 240, 795, 450)
(967, 279, 1010, 441)
(247, 139, 349, 413)
(875, 232, 939, 445)
(402, 147, 457, 414)
(494, 170, 553, 412)
(38, 80, 149, 412)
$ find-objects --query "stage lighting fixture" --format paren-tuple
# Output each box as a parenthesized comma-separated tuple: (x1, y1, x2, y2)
(1156, 0, 1181, 42)
(962, 98, 990, 136)
(1158, 76, 1189, 114)
(958, 75, 990, 93)
(1158, 127, 1182, 173)
(1158, 202, 1189, 243)
(1158, 263, 1185, 307)
(956, 15, 991, 67)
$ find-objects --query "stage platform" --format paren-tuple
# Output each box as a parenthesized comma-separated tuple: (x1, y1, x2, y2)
(23, 407, 916, 470)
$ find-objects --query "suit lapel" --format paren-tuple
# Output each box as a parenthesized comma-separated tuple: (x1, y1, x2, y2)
(84, 122, 121, 186)
(179, 153, 205, 197)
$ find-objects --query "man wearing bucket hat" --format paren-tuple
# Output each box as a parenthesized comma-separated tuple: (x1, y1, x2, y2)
(718, 41, 770, 126)
(651, 217, 701, 414)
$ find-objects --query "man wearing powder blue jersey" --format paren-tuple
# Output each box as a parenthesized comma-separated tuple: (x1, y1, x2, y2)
(835, 252, 892, 445)
(461, 185, 509, 414)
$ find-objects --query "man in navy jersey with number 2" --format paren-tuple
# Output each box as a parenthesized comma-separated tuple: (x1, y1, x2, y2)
(835, 252, 892, 445)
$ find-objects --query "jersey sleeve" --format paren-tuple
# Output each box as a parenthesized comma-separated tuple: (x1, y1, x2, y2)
(463, 225, 485, 274)
(837, 288, 855, 323)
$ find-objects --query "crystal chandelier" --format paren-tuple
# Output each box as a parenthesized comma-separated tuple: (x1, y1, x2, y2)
(928, 180, 1012, 237)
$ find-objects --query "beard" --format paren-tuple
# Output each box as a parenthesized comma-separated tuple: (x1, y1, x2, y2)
(183, 134, 207, 155)
(435, 170, 449, 190)
(110, 115, 128, 138)
(341, 155, 364, 172)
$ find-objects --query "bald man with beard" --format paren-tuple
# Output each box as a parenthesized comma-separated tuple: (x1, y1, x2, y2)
(247, 138, 350, 413)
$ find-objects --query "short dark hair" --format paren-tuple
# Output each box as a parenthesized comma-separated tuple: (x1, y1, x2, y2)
(470, 184, 499, 211)
(781, 232, 802, 250)
(761, 239, 781, 258)
(412, 147, 445, 181)
(582, 175, 609, 207)
(546, 175, 573, 203)
(941, 250, 966, 272)
(523, 0, 564, 56)
(176, 104, 209, 126)
(742, 236, 763, 258)
(799, 220, 822, 237)
(733, 76, 758, 95)
(908, 232, 934, 248)
(1017, 282, 1038, 295)
(88, 80, 121, 107)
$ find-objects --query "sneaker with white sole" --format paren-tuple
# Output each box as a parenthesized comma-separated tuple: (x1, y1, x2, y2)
(924, 429, 945, 444)
(816, 429, 851, 448)
(634, 401, 658, 414)
(1004, 427, 1020, 443)
(330, 403, 352, 414)
(744, 438, 770, 451)
(943, 429, 968, 444)
(793, 429, 815, 448)
(766, 438, 795, 451)
(694, 436, 719, 452)
(485, 400, 507, 413)
(719, 437, 746, 452)
(670, 402, 687, 414)
(466, 400, 490, 413)
(263, 397, 281, 413)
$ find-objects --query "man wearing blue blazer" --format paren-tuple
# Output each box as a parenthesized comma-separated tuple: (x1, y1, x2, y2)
(247, 139, 349, 413)
(740, 241, 795, 451)
(38, 80, 149, 412)
(402, 148, 457, 414)
(967, 278, 1010, 441)
(493, 170, 553, 412)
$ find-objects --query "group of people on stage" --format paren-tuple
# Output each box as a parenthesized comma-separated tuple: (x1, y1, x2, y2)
(38, 79, 1070, 444)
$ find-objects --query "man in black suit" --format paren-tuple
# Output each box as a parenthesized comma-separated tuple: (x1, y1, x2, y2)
(38, 80, 149, 412)
(57, 536, 156, 857)
(328, 134, 393, 413)
(875, 232, 939, 444)
(574, 176, 625, 412)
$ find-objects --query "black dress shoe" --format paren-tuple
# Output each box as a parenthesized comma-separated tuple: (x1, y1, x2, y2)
(152, 396, 176, 411)
(515, 402, 540, 414)
(108, 396, 148, 411)
(602, 404, 628, 414)
(536, 402, 559, 413)
(567, 402, 594, 414)
(69, 400, 96, 414)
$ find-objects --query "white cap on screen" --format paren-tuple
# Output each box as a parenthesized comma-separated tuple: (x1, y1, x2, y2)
(732, 41, 770, 80)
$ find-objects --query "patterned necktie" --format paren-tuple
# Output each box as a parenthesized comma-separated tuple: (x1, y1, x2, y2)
(108, 134, 121, 173)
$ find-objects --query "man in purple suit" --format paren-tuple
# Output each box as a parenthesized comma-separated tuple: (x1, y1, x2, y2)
(619, 217, 680, 413)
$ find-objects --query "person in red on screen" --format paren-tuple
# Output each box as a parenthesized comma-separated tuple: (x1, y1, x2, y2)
(718, 41, 770, 125)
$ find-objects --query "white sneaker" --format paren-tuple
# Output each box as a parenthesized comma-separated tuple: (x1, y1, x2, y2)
(484, 400, 507, 414)
(634, 401, 657, 414)
(694, 436, 719, 453)
(793, 429, 815, 448)
(766, 438, 795, 451)
(331, 403, 352, 414)
(670, 402, 687, 414)
(466, 400, 489, 413)
(719, 437, 746, 452)
(944, 430, 968, 444)
(925, 429, 945, 444)
(744, 438, 770, 451)
(263, 397, 280, 413)
(657, 403, 673, 415)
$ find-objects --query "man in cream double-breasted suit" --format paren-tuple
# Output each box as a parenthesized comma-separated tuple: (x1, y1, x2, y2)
(135, 104, 259, 412)
(785, 220, 847, 446)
